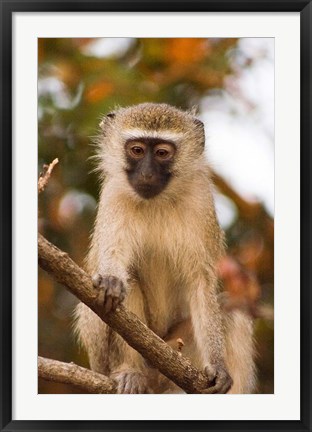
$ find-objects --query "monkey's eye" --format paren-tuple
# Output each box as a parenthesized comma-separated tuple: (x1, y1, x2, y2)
(155, 149, 169, 158)
(154, 143, 175, 161)
(130, 146, 145, 158)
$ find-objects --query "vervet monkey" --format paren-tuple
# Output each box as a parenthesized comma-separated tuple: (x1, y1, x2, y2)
(74, 103, 256, 394)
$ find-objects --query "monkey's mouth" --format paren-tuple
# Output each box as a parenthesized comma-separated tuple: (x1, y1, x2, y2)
(135, 183, 163, 199)
(126, 171, 172, 200)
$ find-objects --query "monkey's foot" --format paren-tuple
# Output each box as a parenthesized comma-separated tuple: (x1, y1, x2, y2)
(92, 274, 126, 314)
(202, 363, 233, 394)
(112, 370, 151, 394)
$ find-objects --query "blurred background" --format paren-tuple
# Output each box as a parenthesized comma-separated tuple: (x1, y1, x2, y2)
(38, 37, 274, 394)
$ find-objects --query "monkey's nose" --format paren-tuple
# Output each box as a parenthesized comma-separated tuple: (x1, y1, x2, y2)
(141, 171, 153, 180)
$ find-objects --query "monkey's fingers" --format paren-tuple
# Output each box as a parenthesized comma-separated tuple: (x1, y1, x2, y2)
(203, 365, 233, 394)
(92, 274, 126, 314)
(92, 273, 103, 287)
(204, 364, 217, 383)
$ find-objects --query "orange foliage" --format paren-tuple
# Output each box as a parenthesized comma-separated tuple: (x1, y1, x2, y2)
(165, 38, 210, 65)
(85, 81, 114, 103)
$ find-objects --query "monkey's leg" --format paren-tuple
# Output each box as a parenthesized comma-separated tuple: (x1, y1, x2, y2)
(190, 279, 233, 394)
(158, 311, 256, 394)
(150, 318, 197, 394)
(224, 310, 256, 394)
(74, 273, 127, 375)
(74, 302, 111, 375)
(142, 318, 193, 394)
(108, 284, 152, 394)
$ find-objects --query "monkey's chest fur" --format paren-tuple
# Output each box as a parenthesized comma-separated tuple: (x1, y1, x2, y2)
(134, 251, 188, 337)
(127, 205, 206, 338)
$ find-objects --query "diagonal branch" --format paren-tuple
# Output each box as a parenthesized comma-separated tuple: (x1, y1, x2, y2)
(38, 233, 209, 394)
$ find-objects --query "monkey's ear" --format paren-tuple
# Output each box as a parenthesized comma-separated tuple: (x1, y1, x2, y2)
(99, 112, 116, 130)
(194, 118, 205, 148)
(194, 118, 204, 129)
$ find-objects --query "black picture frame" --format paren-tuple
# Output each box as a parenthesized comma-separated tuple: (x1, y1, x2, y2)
(1, 1, 311, 431)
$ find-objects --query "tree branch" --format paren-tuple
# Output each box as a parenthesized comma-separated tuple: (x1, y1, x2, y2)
(38, 356, 117, 394)
(38, 233, 210, 394)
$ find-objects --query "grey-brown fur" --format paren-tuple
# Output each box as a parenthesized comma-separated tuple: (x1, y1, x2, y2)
(74, 103, 256, 394)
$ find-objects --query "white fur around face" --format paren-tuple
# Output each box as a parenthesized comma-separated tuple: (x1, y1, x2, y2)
(121, 129, 185, 142)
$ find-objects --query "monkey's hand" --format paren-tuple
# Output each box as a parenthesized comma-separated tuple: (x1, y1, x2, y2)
(203, 363, 233, 394)
(111, 369, 151, 394)
(92, 274, 127, 314)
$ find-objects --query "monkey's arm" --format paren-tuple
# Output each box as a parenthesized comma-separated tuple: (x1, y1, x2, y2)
(86, 195, 133, 314)
(87, 220, 153, 392)
(190, 277, 233, 394)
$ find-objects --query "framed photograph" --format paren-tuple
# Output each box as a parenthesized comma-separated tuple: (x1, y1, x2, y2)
(1, 0, 311, 431)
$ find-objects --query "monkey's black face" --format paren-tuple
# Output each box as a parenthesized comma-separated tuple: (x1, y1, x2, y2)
(125, 138, 176, 199)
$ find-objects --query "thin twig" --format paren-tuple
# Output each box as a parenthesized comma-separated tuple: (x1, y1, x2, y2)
(38, 158, 59, 194)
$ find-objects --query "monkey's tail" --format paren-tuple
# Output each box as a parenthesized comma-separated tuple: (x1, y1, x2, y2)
(224, 309, 257, 394)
